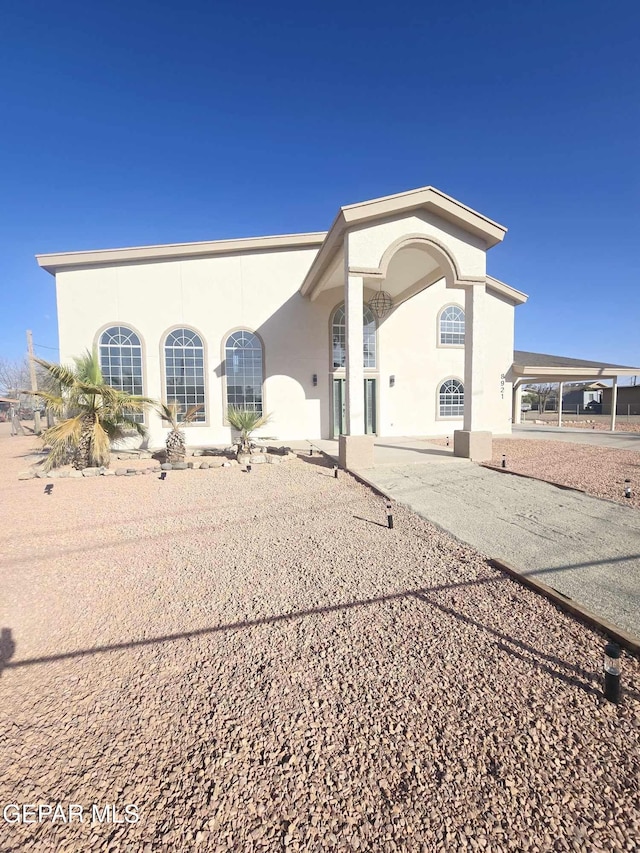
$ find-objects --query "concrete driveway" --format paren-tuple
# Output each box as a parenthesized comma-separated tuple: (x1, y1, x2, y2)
(359, 459, 640, 638)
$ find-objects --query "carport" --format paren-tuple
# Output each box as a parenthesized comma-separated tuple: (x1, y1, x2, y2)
(511, 351, 640, 430)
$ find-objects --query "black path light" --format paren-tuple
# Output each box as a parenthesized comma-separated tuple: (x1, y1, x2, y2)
(247, 463, 252, 473)
(159, 472, 167, 480)
(386, 502, 394, 529)
(624, 479, 631, 499)
(446, 436, 449, 447)
(604, 642, 622, 704)
(44, 483, 53, 495)
(334, 464, 338, 479)
(502, 454, 506, 469)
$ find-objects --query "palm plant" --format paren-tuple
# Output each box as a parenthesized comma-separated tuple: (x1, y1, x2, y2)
(154, 401, 202, 463)
(226, 406, 273, 455)
(33, 349, 151, 470)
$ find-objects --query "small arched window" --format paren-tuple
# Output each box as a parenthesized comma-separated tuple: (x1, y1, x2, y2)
(164, 328, 206, 422)
(439, 305, 465, 346)
(439, 379, 464, 417)
(225, 330, 263, 415)
(332, 304, 377, 369)
(99, 325, 144, 422)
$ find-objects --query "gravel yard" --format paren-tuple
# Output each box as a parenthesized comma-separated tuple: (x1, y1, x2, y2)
(485, 439, 640, 509)
(1, 427, 640, 852)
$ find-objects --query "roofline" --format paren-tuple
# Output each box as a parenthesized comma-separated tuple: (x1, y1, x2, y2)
(36, 231, 328, 275)
(513, 366, 640, 379)
(300, 186, 508, 298)
(486, 275, 528, 305)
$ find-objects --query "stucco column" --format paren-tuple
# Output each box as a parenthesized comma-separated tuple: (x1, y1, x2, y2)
(345, 274, 365, 435)
(512, 383, 523, 425)
(557, 382, 563, 427)
(338, 271, 374, 470)
(454, 282, 492, 461)
(462, 283, 487, 432)
(610, 378, 618, 432)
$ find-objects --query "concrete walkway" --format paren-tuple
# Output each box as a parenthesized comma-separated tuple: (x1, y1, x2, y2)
(294, 437, 640, 638)
(360, 461, 640, 638)
(513, 424, 640, 450)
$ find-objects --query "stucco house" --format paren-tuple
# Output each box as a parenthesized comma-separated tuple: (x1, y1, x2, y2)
(39, 187, 529, 466)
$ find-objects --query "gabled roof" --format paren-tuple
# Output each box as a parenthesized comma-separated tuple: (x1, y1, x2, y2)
(300, 186, 508, 299)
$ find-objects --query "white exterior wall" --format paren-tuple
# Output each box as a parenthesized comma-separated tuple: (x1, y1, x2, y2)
(56, 247, 327, 448)
(54, 218, 516, 447)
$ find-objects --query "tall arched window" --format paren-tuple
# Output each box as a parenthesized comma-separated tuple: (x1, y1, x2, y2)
(332, 305, 377, 369)
(99, 325, 144, 422)
(164, 328, 206, 422)
(225, 331, 263, 414)
(439, 379, 464, 417)
(439, 305, 465, 346)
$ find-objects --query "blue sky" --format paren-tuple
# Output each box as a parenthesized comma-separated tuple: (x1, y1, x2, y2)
(1, 0, 638, 371)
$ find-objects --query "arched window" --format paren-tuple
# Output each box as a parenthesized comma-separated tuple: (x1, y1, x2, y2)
(439, 379, 464, 417)
(439, 305, 465, 346)
(164, 328, 206, 422)
(332, 304, 377, 369)
(225, 330, 263, 414)
(99, 325, 144, 422)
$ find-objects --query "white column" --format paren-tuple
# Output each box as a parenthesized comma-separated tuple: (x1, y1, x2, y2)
(610, 378, 618, 432)
(557, 382, 563, 427)
(463, 283, 487, 432)
(345, 274, 365, 435)
(512, 383, 523, 425)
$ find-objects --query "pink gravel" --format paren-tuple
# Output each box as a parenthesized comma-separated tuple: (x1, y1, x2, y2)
(1, 424, 639, 852)
(485, 439, 640, 509)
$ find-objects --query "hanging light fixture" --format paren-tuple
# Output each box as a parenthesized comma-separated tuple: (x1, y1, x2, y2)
(368, 282, 393, 319)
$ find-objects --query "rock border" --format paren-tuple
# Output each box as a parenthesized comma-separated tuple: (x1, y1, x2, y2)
(17, 449, 297, 480)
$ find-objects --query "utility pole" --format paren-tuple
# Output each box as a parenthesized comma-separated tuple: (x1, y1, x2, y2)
(26, 330, 42, 435)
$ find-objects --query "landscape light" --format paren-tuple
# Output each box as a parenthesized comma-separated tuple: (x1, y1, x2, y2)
(159, 472, 167, 480)
(624, 479, 631, 499)
(446, 436, 449, 447)
(502, 454, 506, 469)
(387, 502, 394, 530)
(334, 465, 338, 479)
(44, 483, 53, 495)
(247, 464, 252, 473)
(309, 448, 313, 456)
(604, 642, 621, 704)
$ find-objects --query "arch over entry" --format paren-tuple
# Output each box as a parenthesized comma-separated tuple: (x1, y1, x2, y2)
(369, 233, 463, 289)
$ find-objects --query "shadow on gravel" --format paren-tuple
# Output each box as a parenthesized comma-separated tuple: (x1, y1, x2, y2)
(0, 628, 15, 677)
(353, 514, 388, 529)
(5, 577, 633, 702)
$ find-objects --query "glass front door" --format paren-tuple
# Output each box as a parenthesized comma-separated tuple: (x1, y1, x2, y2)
(332, 378, 377, 438)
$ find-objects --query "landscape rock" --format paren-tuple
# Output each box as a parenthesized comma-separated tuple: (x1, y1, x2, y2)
(161, 463, 173, 471)
(115, 469, 128, 476)
(82, 468, 100, 477)
(199, 462, 209, 469)
(18, 471, 34, 480)
(173, 462, 188, 470)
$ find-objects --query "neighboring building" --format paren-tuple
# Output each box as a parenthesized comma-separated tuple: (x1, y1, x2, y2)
(602, 385, 640, 415)
(560, 382, 606, 411)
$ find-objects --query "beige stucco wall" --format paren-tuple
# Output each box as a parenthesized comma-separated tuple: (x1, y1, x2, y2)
(55, 230, 515, 448)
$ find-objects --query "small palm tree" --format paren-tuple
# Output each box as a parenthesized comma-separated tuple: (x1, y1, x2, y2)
(226, 407, 273, 455)
(34, 349, 151, 470)
(154, 401, 202, 463)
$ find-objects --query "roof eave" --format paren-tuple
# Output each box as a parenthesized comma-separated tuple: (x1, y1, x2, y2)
(36, 231, 328, 275)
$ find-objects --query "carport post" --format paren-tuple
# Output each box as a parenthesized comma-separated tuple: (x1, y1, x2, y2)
(610, 378, 618, 432)
(557, 382, 563, 428)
